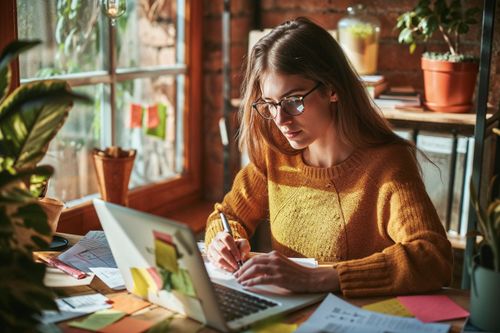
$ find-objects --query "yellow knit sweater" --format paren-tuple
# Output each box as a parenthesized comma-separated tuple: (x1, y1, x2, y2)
(204, 143, 453, 297)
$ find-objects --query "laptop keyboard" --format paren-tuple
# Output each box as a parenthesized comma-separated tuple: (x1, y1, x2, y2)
(213, 283, 278, 322)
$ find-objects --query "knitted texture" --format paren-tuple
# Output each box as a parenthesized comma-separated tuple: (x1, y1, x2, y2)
(205, 143, 453, 297)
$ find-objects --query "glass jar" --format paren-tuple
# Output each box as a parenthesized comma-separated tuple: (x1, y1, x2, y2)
(338, 4, 381, 75)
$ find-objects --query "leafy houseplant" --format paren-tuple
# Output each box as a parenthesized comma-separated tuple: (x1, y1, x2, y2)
(396, 0, 481, 113)
(0, 40, 90, 332)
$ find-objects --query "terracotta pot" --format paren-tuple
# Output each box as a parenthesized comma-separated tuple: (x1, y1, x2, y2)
(421, 57, 479, 113)
(93, 149, 136, 206)
(38, 197, 64, 233)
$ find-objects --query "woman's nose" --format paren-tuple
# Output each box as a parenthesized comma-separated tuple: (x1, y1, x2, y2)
(274, 106, 292, 125)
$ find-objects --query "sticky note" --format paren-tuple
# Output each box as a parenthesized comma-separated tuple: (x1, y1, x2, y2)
(171, 268, 196, 297)
(248, 322, 297, 333)
(99, 316, 154, 333)
(145, 103, 167, 139)
(153, 230, 174, 246)
(155, 239, 178, 273)
(147, 267, 163, 290)
(109, 293, 150, 315)
(130, 104, 143, 128)
(147, 105, 160, 128)
(397, 295, 469, 323)
(362, 298, 413, 317)
(130, 268, 149, 298)
(68, 309, 125, 331)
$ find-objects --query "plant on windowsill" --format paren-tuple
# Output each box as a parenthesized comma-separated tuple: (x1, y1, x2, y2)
(468, 133, 500, 332)
(0, 40, 90, 332)
(396, 0, 481, 113)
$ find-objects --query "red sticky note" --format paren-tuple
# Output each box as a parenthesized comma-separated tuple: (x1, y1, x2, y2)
(99, 316, 153, 333)
(153, 230, 174, 246)
(147, 105, 159, 128)
(130, 104, 143, 128)
(397, 295, 469, 323)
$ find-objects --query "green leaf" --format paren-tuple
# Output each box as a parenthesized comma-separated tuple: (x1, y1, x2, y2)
(0, 40, 41, 72)
(14, 203, 50, 235)
(409, 43, 417, 54)
(0, 66, 11, 105)
(0, 80, 91, 170)
(0, 166, 53, 190)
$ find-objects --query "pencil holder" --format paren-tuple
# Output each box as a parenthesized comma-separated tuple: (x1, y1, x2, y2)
(92, 146, 136, 206)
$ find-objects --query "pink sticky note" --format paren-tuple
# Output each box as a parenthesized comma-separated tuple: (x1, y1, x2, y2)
(397, 295, 469, 323)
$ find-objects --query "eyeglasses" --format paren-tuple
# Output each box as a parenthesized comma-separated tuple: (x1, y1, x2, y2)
(252, 83, 321, 120)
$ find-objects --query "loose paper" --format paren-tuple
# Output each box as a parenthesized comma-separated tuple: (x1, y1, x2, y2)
(90, 267, 125, 290)
(69, 309, 126, 331)
(58, 231, 117, 272)
(61, 293, 110, 309)
(154, 239, 178, 273)
(294, 294, 450, 333)
(362, 298, 413, 317)
(43, 266, 95, 287)
(40, 294, 111, 324)
(171, 268, 196, 297)
(109, 293, 151, 315)
(397, 295, 469, 323)
(99, 316, 154, 333)
(130, 104, 143, 128)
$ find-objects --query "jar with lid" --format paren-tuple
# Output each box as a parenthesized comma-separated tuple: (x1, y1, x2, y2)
(338, 4, 381, 75)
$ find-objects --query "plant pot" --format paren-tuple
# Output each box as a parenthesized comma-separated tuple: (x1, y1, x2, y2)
(421, 57, 479, 113)
(92, 148, 136, 206)
(470, 256, 500, 332)
(38, 197, 64, 233)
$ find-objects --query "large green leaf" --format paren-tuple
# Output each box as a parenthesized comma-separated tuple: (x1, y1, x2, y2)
(0, 80, 90, 170)
(0, 66, 10, 105)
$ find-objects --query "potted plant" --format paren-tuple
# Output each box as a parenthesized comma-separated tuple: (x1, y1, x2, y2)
(0, 40, 90, 332)
(396, 0, 480, 113)
(469, 152, 500, 332)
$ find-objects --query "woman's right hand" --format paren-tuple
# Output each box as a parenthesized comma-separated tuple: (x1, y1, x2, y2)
(207, 231, 250, 272)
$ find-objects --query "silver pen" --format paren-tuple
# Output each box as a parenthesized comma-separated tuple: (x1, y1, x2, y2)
(219, 212, 244, 267)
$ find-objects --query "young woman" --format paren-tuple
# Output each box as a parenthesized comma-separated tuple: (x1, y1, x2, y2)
(204, 17, 452, 297)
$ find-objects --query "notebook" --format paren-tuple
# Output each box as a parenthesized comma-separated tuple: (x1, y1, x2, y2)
(93, 199, 325, 332)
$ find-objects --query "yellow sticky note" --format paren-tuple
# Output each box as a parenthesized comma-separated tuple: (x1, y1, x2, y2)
(155, 239, 178, 272)
(247, 322, 297, 333)
(130, 268, 149, 298)
(362, 298, 414, 317)
(68, 309, 126, 331)
(171, 268, 196, 297)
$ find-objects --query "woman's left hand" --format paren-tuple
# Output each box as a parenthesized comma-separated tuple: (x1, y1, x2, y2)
(233, 250, 340, 293)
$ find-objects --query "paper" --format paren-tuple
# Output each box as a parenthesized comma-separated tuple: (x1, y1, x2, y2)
(43, 266, 95, 287)
(130, 268, 150, 298)
(397, 295, 469, 323)
(99, 316, 154, 333)
(146, 103, 167, 139)
(130, 103, 143, 128)
(40, 294, 111, 324)
(69, 309, 126, 331)
(294, 294, 450, 333)
(109, 293, 151, 315)
(58, 231, 117, 272)
(90, 267, 125, 290)
(171, 268, 196, 297)
(154, 239, 178, 273)
(362, 298, 413, 317)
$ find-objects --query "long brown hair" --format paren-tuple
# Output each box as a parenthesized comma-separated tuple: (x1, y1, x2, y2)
(238, 17, 413, 165)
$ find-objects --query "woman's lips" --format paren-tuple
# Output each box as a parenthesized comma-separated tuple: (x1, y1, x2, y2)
(283, 130, 301, 139)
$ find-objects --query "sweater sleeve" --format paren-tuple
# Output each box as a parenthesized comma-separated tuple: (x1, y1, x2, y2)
(204, 162, 269, 249)
(334, 181, 453, 298)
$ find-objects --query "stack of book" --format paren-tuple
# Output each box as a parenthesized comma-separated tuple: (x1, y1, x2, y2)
(373, 86, 421, 109)
(360, 74, 388, 99)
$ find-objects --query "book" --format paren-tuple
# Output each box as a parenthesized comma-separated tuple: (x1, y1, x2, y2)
(364, 80, 388, 98)
(378, 90, 420, 101)
(360, 74, 385, 85)
(373, 97, 421, 108)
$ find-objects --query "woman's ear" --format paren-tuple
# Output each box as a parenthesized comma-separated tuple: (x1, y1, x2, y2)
(330, 92, 338, 102)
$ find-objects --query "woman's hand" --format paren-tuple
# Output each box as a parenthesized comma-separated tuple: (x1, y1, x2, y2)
(233, 250, 340, 293)
(207, 231, 250, 272)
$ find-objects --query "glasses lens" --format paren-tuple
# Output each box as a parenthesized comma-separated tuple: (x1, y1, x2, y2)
(254, 103, 274, 119)
(282, 98, 304, 116)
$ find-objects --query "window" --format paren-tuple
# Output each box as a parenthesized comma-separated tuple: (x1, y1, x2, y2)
(11, 0, 202, 212)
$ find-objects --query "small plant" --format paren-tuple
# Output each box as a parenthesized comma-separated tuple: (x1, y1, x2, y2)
(396, 0, 480, 57)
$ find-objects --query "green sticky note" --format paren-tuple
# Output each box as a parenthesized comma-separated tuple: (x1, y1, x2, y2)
(145, 103, 167, 139)
(68, 309, 126, 331)
(155, 239, 178, 273)
(130, 267, 149, 298)
(171, 268, 196, 297)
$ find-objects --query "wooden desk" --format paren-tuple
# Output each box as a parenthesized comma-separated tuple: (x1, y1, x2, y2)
(53, 274, 469, 333)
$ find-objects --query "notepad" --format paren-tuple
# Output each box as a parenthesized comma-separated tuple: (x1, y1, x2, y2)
(397, 295, 469, 323)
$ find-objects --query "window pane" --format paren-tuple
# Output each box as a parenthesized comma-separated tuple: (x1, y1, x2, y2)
(117, 0, 180, 68)
(115, 76, 183, 187)
(41, 84, 109, 203)
(17, 0, 106, 78)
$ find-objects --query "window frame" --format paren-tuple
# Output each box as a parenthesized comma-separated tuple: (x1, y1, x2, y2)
(1, 0, 203, 233)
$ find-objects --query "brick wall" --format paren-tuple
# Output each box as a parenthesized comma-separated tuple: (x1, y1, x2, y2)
(202, 0, 500, 201)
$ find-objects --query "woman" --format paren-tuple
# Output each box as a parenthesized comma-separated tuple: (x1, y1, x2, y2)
(205, 17, 452, 297)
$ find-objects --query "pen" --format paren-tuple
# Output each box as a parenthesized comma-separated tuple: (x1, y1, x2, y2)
(219, 212, 244, 267)
(39, 254, 87, 280)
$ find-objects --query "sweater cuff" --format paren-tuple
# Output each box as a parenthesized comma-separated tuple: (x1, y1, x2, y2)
(204, 219, 249, 250)
(334, 253, 393, 298)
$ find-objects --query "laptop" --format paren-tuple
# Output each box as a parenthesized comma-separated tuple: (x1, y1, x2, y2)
(93, 199, 325, 332)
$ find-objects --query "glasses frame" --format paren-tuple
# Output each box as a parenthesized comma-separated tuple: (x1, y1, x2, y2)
(252, 82, 321, 120)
